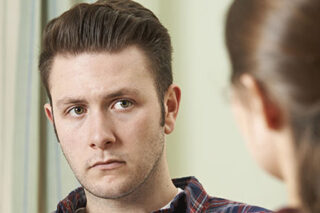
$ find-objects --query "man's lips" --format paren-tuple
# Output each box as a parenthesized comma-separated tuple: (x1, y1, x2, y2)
(90, 160, 126, 170)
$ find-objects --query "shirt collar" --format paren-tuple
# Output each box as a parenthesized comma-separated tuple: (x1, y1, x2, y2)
(154, 176, 209, 212)
(56, 176, 209, 212)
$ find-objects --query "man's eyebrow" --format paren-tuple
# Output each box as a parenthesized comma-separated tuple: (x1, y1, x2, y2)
(55, 97, 87, 108)
(55, 88, 141, 107)
(105, 88, 141, 99)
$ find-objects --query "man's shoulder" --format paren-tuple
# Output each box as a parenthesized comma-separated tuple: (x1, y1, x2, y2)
(55, 187, 86, 213)
(203, 196, 272, 213)
(171, 176, 272, 213)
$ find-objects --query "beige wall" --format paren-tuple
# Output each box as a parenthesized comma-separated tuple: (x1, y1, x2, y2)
(145, 0, 286, 209)
(0, 0, 20, 212)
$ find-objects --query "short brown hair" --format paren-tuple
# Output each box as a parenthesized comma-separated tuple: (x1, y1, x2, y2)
(39, 0, 172, 104)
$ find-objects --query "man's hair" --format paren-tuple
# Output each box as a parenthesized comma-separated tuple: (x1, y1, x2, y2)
(39, 0, 172, 106)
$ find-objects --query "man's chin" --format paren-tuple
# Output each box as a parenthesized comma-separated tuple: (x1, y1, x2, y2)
(83, 184, 137, 200)
(81, 176, 138, 200)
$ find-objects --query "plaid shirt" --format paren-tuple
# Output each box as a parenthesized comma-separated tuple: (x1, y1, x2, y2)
(55, 176, 271, 213)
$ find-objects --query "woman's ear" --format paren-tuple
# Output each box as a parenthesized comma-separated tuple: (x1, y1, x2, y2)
(163, 84, 181, 134)
(239, 74, 283, 130)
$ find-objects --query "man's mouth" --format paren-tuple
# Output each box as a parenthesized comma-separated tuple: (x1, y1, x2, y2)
(91, 159, 126, 170)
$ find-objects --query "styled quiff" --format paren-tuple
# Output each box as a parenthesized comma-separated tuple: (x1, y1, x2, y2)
(39, 0, 172, 104)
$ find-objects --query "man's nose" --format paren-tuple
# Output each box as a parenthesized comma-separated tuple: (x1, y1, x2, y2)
(88, 110, 116, 150)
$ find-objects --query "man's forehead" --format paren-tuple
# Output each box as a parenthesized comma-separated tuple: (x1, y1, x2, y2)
(51, 46, 151, 70)
(48, 47, 154, 92)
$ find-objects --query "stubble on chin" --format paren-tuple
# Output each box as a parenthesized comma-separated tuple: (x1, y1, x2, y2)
(83, 144, 164, 200)
(80, 134, 165, 201)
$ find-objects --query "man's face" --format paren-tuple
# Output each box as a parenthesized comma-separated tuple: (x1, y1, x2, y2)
(45, 46, 167, 199)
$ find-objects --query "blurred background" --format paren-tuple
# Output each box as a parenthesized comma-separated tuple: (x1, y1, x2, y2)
(0, 0, 286, 212)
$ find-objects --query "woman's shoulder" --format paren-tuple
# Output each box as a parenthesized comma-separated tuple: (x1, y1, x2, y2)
(276, 207, 301, 213)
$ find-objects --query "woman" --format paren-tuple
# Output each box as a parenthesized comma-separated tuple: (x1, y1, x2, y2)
(225, 0, 320, 212)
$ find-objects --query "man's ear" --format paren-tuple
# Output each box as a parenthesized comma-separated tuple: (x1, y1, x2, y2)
(240, 74, 282, 130)
(44, 103, 54, 124)
(163, 84, 181, 134)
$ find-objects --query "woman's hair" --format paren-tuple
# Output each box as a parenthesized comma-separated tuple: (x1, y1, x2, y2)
(225, 0, 320, 212)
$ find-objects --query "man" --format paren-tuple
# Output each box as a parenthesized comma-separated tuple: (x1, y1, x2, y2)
(39, 0, 270, 212)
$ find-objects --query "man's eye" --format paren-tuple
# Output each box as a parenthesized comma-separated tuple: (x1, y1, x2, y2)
(114, 100, 133, 110)
(69, 106, 86, 116)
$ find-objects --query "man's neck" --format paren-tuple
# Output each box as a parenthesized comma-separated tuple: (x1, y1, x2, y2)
(85, 154, 178, 213)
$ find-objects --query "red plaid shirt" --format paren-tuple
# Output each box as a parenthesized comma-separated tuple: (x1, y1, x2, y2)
(56, 176, 271, 213)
